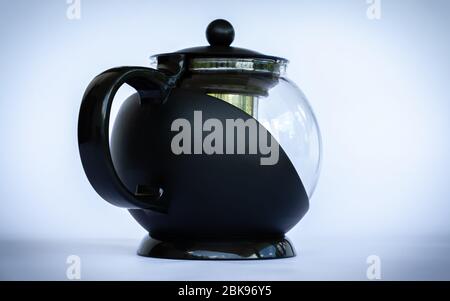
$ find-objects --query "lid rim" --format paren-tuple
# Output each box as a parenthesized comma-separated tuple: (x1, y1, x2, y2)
(153, 51, 289, 64)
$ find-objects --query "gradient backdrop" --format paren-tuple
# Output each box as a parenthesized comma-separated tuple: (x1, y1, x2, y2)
(0, 0, 449, 280)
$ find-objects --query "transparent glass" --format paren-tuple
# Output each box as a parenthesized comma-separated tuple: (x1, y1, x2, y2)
(255, 78, 322, 197)
(205, 79, 322, 197)
(155, 55, 322, 198)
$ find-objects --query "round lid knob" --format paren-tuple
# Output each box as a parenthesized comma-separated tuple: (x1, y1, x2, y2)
(206, 19, 235, 47)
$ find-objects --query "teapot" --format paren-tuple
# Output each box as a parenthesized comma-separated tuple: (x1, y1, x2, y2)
(78, 19, 322, 260)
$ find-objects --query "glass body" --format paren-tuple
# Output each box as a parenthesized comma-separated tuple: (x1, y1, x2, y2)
(167, 58, 322, 197)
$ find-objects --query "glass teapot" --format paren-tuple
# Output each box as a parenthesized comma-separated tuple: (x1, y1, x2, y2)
(78, 19, 322, 260)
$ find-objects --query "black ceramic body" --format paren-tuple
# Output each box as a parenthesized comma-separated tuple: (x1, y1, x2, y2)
(110, 87, 309, 241)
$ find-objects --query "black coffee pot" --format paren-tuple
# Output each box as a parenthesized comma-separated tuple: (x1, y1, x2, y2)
(78, 20, 322, 260)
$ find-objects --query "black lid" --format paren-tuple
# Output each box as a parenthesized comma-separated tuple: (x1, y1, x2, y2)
(156, 19, 288, 62)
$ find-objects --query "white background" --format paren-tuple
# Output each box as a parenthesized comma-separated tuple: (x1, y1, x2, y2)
(0, 0, 449, 280)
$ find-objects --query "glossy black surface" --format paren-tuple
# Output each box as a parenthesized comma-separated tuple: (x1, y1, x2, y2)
(138, 235, 296, 260)
(78, 65, 184, 210)
(206, 19, 235, 47)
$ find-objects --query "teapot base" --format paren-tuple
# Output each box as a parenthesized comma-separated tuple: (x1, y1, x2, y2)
(137, 235, 296, 260)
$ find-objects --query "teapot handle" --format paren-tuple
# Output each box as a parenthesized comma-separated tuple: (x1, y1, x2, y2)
(78, 66, 178, 210)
